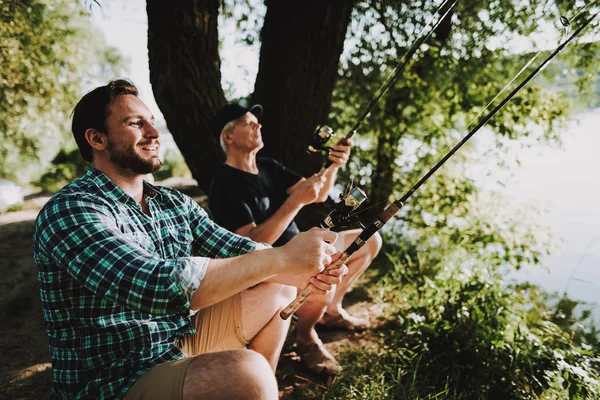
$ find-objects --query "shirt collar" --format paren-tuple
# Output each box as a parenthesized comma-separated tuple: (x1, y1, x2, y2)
(143, 180, 163, 201)
(84, 168, 163, 205)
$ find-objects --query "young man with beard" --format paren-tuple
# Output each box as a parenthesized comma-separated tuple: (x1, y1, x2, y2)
(208, 104, 382, 376)
(33, 79, 348, 400)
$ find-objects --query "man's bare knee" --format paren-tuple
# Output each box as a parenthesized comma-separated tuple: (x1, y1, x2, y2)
(280, 284, 296, 305)
(183, 349, 277, 400)
(301, 288, 329, 309)
(368, 231, 383, 258)
(233, 350, 278, 399)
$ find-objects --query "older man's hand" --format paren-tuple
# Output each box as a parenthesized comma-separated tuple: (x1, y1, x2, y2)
(328, 137, 354, 167)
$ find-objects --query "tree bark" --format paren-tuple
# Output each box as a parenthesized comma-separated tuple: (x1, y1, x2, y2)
(370, 134, 400, 207)
(252, 0, 356, 177)
(146, 0, 225, 193)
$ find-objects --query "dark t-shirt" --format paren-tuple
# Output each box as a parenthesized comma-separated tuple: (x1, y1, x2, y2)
(208, 157, 303, 247)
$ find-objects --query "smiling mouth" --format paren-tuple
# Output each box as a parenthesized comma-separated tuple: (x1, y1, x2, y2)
(138, 143, 159, 151)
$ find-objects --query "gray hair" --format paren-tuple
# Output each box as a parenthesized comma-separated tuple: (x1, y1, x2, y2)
(220, 120, 237, 153)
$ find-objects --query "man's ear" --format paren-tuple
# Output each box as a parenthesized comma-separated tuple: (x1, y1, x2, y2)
(222, 130, 233, 144)
(84, 128, 106, 151)
(220, 131, 230, 143)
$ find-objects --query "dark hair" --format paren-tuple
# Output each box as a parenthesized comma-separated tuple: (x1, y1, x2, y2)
(71, 79, 139, 162)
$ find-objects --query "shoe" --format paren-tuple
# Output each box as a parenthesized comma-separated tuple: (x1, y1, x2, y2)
(296, 339, 342, 376)
(317, 309, 370, 331)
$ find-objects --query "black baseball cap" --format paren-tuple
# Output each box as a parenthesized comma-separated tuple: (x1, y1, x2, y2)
(212, 103, 263, 139)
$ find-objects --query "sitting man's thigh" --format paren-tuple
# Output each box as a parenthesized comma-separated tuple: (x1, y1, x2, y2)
(178, 283, 296, 357)
(178, 292, 248, 356)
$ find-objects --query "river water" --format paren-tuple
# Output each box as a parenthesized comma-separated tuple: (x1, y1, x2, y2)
(482, 109, 600, 325)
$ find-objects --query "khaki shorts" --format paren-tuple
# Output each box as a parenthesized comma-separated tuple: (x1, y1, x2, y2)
(123, 293, 248, 400)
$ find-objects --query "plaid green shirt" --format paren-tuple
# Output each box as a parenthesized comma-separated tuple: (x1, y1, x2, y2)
(33, 168, 260, 399)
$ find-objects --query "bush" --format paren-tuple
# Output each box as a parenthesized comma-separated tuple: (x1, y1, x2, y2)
(326, 249, 600, 399)
(34, 148, 88, 192)
(34, 146, 192, 192)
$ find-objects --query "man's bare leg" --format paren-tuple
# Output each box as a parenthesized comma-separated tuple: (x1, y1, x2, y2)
(290, 231, 381, 374)
(183, 349, 278, 400)
(241, 282, 296, 371)
(294, 292, 329, 344)
(326, 229, 382, 316)
(292, 287, 341, 375)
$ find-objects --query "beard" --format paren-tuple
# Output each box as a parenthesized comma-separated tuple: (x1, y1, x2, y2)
(107, 140, 162, 175)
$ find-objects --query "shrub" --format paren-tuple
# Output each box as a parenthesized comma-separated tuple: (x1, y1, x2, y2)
(326, 250, 600, 399)
(34, 148, 89, 192)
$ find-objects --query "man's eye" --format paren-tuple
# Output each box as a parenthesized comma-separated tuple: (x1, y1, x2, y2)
(130, 121, 143, 127)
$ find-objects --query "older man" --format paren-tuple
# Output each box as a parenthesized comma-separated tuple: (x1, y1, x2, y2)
(208, 103, 382, 375)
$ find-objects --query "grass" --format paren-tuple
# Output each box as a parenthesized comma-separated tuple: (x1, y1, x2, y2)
(319, 249, 600, 400)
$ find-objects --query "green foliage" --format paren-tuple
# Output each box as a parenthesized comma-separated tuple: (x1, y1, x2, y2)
(0, 0, 123, 185)
(322, 4, 600, 396)
(326, 246, 600, 399)
(326, 14, 599, 394)
(551, 294, 600, 347)
(331, 0, 599, 206)
(34, 148, 88, 192)
(5, 203, 24, 213)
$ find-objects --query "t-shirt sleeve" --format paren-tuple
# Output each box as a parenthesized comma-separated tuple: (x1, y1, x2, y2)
(208, 179, 256, 233)
(263, 158, 303, 191)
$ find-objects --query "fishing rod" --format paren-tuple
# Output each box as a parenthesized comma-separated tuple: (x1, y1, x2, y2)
(309, 0, 459, 176)
(281, 8, 600, 320)
(306, 0, 458, 225)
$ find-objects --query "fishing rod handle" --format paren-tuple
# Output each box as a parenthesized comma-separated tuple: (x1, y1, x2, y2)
(280, 252, 352, 320)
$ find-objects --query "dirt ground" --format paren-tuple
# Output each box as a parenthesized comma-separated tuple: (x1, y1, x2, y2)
(0, 206, 53, 400)
(0, 192, 381, 400)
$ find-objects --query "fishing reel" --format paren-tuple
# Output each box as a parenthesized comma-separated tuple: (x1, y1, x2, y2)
(320, 180, 367, 230)
(307, 125, 335, 154)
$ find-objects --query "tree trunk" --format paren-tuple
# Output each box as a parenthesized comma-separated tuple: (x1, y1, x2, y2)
(252, 0, 356, 177)
(370, 134, 399, 207)
(146, 0, 225, 193)
(251, 0, 356, 229)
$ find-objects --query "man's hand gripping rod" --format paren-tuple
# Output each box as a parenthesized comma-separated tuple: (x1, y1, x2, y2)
(281, 200, 400, 320)
(280, 183, 367, 319)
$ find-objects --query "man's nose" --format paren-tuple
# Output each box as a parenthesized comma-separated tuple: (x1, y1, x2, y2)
(145, 123, 161, 138)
